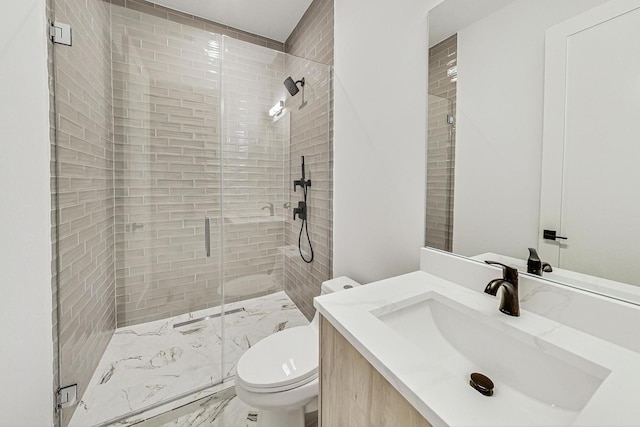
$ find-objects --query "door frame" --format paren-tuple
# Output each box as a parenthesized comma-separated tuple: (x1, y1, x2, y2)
(538, 0, 640, 264)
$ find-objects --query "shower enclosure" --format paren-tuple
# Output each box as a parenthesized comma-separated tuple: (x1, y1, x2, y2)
(50, 1, 331, 425)
(426, 34, 457, 252)
(426, 94, 456, 251)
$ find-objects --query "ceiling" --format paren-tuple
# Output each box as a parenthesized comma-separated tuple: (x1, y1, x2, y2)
(429, 0, 515, 46)
(147, 0, 313, 43)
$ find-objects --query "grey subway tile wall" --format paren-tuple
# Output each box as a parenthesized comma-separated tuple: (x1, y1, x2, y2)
(286, 0, 334, 65)
(50, 0, 115, 425)
(284, 0, 334, 319)
(221, 38, 288, 306)
(282, 57, 331, 319)
(110, 7, 296, 327)
(111, 4, 224, 327)
(426, 35, 457, 251)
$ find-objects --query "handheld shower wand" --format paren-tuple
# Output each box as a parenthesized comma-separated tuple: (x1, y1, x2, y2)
(292, 156, 314, 263)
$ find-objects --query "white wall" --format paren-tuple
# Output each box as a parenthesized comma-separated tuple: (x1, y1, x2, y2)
(333, 0, 444, 284)
(0, 1, 54, 425)
(452, 0, 607, 259)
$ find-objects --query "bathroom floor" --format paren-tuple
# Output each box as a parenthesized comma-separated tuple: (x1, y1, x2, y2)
(121, 382, 318, 427)
(69, 291, 309, 427)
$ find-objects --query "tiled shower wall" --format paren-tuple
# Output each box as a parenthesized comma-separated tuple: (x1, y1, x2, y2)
(110, 5, 224, 326)
(281, 58, 331, 319)
(221, 38, 289, 306)
(284, 0, 334, 319)
(50, 0, 115, 425)
(426, 35, 457, 251)
(286, 0, 334, 65)
(110, 4, 289, 327)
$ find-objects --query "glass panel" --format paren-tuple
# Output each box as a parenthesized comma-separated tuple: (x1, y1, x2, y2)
(110, 4, 222, 329)
(220, 37, 291, 377)
(220, 37, 332, 378)
(426, 94, 456, 251)
(221, 37, 288, 304)
(109, 0, 224, 408)
(52, 1, 223, 425)
(51, 1, 117, 425)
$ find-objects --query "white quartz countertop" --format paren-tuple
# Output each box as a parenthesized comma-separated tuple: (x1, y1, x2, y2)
(314, 271, 640, 427)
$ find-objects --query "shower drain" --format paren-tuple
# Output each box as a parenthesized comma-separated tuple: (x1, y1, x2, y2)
(173, 307, 245, 328)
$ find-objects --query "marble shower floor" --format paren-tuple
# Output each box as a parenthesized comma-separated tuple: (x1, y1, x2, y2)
(120, 381, 317, 427)
(69, 291, 309, 427)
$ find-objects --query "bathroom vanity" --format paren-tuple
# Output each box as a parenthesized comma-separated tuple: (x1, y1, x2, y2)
(319, 317, 431, 427)
(314, 248, 640, 426)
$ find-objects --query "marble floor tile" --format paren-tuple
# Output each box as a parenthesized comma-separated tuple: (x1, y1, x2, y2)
(69, 292, 308, 427)
(133, 384, 318, 427)
(107, 382, 233, 427)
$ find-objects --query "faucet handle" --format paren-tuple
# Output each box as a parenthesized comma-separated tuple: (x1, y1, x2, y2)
(527, 248, 553, 275)
(485, 260, 518, 284)
(527, 248, 542, 274)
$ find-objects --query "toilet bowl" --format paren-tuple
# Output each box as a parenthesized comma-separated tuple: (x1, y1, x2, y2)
(235, 277, 361, 427)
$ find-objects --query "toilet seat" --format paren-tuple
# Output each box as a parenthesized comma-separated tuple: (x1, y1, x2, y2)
(236, 326, 318, 393)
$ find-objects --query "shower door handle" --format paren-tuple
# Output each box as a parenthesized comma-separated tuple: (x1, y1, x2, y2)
(204, 217, 211, 257)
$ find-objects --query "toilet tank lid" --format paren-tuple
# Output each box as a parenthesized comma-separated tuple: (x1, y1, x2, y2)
(321, 276, 362, 294)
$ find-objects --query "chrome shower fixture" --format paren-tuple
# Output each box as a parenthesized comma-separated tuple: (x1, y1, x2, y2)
(284, 76, 305, 96)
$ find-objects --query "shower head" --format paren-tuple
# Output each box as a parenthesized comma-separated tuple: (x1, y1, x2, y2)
(284, 76, 305, 96)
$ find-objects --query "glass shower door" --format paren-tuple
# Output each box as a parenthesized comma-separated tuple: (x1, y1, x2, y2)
(219, 37, 290, 378)
(52, 1, 225, 425)
(109, 2, 225, 406)
(51, 0, 121, 424)
(426, 94, 456, 251)
(219, 37, 332, 380)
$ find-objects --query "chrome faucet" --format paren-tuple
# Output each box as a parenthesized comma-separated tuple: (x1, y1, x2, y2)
(261, 202, 274, 216)
(484, 261, 520, 317)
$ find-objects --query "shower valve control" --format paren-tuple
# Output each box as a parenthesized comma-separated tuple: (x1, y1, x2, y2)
(293, 178, 311, 192)
(293, 201, 307, 221)
(294, 155, 311, 192)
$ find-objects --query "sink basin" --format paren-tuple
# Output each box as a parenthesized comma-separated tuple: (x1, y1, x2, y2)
(376, 292, 609, 425)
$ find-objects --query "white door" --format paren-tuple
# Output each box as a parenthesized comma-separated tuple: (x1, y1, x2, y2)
(539, 0, 640, 286)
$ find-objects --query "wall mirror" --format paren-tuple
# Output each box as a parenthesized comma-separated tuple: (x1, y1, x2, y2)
(426, 0, 640, 304)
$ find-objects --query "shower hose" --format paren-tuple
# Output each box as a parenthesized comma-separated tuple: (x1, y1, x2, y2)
(299, 183, 314, 264)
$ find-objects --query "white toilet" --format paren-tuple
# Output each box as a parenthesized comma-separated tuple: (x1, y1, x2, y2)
(235, 277, 361, 427)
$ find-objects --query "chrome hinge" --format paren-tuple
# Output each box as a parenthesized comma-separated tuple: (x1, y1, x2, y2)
(50, 21, 72, 46)
(57, 384, 78, 409)
(446, 114, 455, 125)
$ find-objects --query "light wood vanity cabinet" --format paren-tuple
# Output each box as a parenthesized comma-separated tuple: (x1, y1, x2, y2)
(319, 316, 432, 427)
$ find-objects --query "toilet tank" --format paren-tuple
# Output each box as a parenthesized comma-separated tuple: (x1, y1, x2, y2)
(320, 276, 361, 294)
(310, 277, 361, 330)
